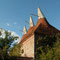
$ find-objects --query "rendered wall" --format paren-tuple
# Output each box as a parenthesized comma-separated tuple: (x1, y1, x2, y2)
(21, 35, 34, 58)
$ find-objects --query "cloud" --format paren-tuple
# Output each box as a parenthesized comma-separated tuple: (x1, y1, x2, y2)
(0, 28, 6, 39)
(8, 30, 20, 44)
(6, 23, 10, 27)
(14, 22, 17, 25)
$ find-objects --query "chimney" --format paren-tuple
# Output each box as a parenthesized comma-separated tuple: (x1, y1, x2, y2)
(23, 25, 27, 34)
(30, 16, 34, 27)
(38, 8, 44, 19)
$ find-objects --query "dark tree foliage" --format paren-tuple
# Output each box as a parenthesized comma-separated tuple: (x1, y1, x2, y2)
(36, 33, 60, 60)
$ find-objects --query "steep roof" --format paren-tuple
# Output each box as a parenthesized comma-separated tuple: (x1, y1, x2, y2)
(35, 18, 60, 35)
(19, 8, 60, 44)
(20, 18, 60, 43)
(20, 27, 35, 43)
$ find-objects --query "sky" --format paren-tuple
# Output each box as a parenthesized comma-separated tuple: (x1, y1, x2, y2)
(0, 0, 60, 39)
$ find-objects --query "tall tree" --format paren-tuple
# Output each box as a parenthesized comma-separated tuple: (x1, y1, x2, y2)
(0, 29, 19, 60)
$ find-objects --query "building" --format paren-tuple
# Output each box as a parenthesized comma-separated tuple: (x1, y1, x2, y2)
(19, 8, 60, 59)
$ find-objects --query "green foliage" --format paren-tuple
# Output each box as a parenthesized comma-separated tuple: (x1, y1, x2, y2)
(0, 29, 19, 60)
(36, 33, 60, 60)
(9, 44, 24, 56)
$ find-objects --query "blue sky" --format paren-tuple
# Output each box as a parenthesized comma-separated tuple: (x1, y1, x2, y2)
(0, 0, 60, 38)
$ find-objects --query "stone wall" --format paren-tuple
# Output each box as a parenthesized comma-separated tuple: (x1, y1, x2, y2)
(21, 35, 34, 58)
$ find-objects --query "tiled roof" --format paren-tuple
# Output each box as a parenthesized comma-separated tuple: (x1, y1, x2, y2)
(20, 18, 60, 43)
(35, 18, 60, 34)
(20, 27, 35, 43)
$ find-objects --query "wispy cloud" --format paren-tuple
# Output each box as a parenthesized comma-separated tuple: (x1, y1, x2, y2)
(14, 22, 17, 25)
(6, 23, 10, 27)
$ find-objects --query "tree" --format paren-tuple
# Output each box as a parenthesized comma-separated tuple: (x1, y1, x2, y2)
(0, 29, 19, 60)
(9, 44, 24, 56)
(36, 33, 60, 60)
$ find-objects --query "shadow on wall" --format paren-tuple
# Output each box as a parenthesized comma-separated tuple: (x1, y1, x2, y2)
(0, 56, 33, 60)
